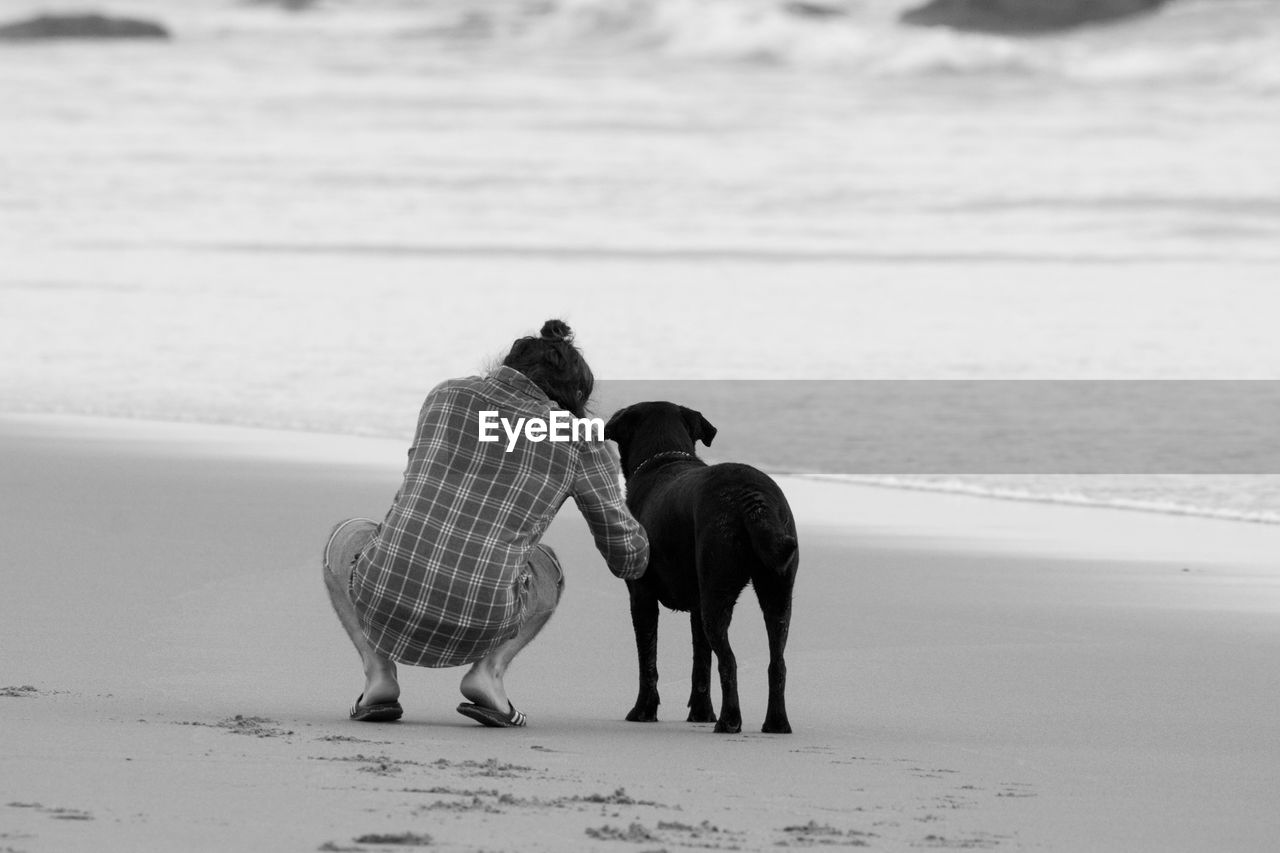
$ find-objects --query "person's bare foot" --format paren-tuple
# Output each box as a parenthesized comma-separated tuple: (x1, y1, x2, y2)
(459, 662, 510, 713)
(359, 661, 400, 708)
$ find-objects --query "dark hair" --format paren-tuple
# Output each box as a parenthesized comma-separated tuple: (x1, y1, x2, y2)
(501, 319, 595, 417)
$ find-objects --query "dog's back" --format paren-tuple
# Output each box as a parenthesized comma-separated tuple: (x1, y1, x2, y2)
(624, 462, 795, 608)
(701, 462, 798, 576)
(686, 463, 797, 578)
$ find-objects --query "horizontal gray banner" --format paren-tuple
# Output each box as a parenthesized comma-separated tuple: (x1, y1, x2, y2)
(592, 380, 1280, 474)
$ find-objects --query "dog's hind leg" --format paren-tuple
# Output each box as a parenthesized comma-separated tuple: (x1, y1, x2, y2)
(756, 587, 792, 734)
(701, 591, 743, 734)
(686, 609, 717, 723)
(625, 583, 661, 722)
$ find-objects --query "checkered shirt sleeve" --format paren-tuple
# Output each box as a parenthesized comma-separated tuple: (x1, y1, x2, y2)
(573, 439, 649, 580)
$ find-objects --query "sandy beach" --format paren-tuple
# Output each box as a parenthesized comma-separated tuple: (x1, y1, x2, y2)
(1, 413, 1277, 852)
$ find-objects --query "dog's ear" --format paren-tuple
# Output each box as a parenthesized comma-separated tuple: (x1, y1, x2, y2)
(604, 407, 635, 446)
(680, 406, 717, 447)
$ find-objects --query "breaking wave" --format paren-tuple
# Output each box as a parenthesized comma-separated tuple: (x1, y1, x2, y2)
(378, 0, 1280, 89)
(149, 0, 1280, 90)
(802, 474, 1280, 526)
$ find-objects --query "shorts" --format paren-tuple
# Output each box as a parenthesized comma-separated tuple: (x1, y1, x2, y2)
(324, 517, 565, 627)
(517, 543, 565, 621)
(323, 517, 380, 596)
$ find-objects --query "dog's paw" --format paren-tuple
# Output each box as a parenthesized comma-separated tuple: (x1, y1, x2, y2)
(713, 717, 742, 734)
(686, 706, 717, 724)
(626, 706, 659, 723)
(762, 718, 792, 734)
(686, 690, 716, 723)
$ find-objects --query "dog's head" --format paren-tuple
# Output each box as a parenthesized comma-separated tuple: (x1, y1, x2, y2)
(604, 401, 717, 477)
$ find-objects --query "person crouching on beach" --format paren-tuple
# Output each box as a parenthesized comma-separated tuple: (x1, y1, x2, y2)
(322, 319, 649, 727)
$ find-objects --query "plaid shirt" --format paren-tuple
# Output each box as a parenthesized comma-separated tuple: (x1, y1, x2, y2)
(352, 366, 648, 668)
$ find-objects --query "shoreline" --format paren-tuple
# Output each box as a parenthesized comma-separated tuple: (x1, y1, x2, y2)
(5, 410, 1278, 538)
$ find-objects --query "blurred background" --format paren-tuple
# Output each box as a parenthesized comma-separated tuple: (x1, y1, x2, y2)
(2, 0, 1278, 519)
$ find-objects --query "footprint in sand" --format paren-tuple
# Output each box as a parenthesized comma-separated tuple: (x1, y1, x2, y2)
(5, 802, 94, 821)
(0, 685, 39, 698)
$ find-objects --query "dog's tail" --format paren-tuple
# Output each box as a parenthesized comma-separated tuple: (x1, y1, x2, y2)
(743, 490, 798, 574)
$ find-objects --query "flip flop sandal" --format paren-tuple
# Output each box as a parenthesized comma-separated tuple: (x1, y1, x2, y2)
(350, 694, 403, 722)
(456, 701, 527, 728)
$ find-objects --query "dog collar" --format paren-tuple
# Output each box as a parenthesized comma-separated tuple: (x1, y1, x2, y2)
(630, 450, 698, 478)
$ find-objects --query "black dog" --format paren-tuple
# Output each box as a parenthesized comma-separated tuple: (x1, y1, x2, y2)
(604, 402, 799, 734)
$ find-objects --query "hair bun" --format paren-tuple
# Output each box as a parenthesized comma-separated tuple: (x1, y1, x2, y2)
(540, 319, 573, 343)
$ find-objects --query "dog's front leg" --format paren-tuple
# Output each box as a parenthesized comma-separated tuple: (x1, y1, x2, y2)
(625, 582, 661, 722)
(686, 609, 716, 723)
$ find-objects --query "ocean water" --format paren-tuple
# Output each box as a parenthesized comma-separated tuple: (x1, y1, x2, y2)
(2, 0, 1279, 524)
